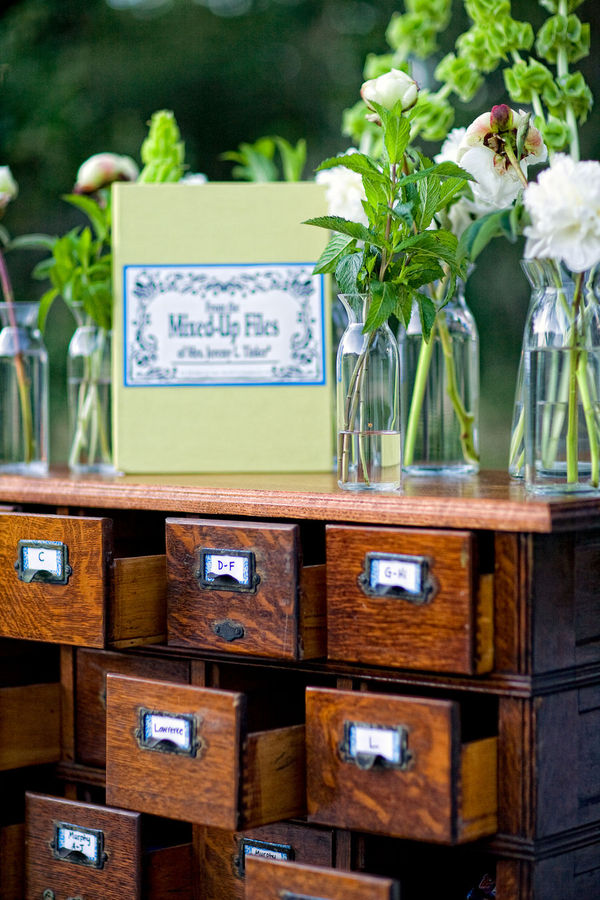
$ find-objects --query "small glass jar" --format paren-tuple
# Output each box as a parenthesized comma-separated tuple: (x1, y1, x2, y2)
(336, 293, 401, 491)
(0, 301, 48, 474)
(399, 279, 479, 476)
(522, 260, 600, 493)
(67, 322, 114, 474)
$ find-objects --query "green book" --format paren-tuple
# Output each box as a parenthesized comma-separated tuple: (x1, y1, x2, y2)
(111, 182, 333, 473)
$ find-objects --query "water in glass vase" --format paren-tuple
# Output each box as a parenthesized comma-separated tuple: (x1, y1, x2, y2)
(337, 429, 402, 491)
(67, 325, 114, 474)
(401, 328, 479, 476)
(0, 352, 47, 474)
(526, 346, 600, 492)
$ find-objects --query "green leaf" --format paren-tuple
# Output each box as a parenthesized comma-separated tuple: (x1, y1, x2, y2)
(398, 229, 458, 265)
(8, 233, 57, 252)
(399, 161, 474, 188)
(417, 294, 438, 341)
(436, 177, 468, 212)
(335, 252, 363, 295)
(63, 194, 108, 242)
(458, 207, 514, 261)
(415, 178, 441, 230)
(37, 287, 59, 332)
(274, 136, 307, 182)
(303, 215, 378, 246)
(404, 262, 445, 289)
(395, 285, 418, 328)
(312, 233, 355, 275)
(383, 113, 411, 167)
(363, 281, 397, 332)
(315, 153, 387, 184)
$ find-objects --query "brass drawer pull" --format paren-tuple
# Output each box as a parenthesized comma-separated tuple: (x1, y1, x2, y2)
(212, 619, 245, 642)
(14, 539, 72, 585)
(197, 547, 260, 593)
(51, 822, 106, 869)
(136, 708, 201, 757)
(235, 837, 294, 877)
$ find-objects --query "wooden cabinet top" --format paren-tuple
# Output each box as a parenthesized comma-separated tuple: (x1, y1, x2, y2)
(1, 469, 599, 533)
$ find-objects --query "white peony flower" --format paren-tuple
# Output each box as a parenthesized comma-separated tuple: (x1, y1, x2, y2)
(523, 154, 600, 272)
(316, 152, 368, 226)
(457, 105, 547, 211)
(434, 128, 467, 165)
(180, 172, 208, 184)
(74, 153, 139, 194)
(360, 69, 419, 120)
(0, 166, 18, 211)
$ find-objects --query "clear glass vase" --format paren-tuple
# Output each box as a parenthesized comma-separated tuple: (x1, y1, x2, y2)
(0, 301, 48, 475)
(523, 260, 600, 494)
(67, 323, 114, 474)
(336, 293, 401, 491)
(399, 280, 479, 476)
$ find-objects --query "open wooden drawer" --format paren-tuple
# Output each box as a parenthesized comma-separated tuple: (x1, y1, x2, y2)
(105, 673, 306, 830)
(0, 511, 166, 648)
(306, 686, 497, 844)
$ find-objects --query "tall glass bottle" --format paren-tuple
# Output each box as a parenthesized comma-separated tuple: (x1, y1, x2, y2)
(0, 301, 48, 474)
(399, 279, 479, 476)
(336, 293, 401, 491)
(523, 260, 600, 493)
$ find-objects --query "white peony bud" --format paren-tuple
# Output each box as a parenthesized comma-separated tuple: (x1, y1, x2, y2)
(360, 69, 419, 116)
(0, 166, 18, 211)
(74, 153, 139, 194)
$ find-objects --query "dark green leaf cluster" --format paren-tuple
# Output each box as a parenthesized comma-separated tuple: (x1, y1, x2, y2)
(11, 193, 112, 332)
(305, 102, 472, 341)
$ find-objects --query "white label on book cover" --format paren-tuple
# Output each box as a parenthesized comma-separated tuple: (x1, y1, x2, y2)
(123, 264, 326, 387)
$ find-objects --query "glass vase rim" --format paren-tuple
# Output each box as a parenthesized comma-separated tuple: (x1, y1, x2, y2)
(521, 257, 599, 284)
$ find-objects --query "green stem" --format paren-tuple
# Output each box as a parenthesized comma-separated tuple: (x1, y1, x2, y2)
(576, 350, 600, 487)
(403, 322, 436, 467)
(0, 250, 34, 463)
(68, 330, 111, 470)
(437, 315, 479, 465)
(566, 273, 584, 483)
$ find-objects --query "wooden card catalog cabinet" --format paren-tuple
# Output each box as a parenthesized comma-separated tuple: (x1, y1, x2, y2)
(244, 856, 399, 900)
(306, 687, 497, 845)
(166, 517, 326, 659)
(196, 821, 336, 900)
(105, 674, 306, 830)
(25, 793, 192, 899)
(326, 525, 493, 674)
(0, 512, 166, 648)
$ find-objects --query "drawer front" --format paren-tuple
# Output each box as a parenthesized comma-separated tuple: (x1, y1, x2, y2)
(306, 687, 496, 844)
(198, 822, 335, 899)
(167, 518, 302, 658)
(0, 683, 60, 771)
(245, 856, 398, 900)
(25, 793, 141, 899)
(105, 674, 244, 829)
(326, 525, 489, 674)
(76, 648, 190, 768)
(0, 512, 111, 647)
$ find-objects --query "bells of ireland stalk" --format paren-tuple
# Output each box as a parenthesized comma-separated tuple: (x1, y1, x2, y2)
(138, 109, 185, 183)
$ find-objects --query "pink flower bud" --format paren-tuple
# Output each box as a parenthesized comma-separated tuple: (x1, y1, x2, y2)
(74, 153, 139, 194)
(490, 104, 513, 133)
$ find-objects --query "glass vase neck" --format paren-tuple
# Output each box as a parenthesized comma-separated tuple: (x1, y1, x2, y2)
(338, 293, 370, 325)
(521, 258, 600, 292)
(0, 301, 40, 330)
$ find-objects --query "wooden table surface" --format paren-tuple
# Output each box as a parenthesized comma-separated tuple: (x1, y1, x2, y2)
(0, 468, 599, 533)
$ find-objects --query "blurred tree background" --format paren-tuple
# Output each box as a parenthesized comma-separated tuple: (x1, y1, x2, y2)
(0, 0, 598, 468)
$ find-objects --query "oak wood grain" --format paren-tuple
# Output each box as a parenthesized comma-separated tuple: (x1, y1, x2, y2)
(144, 842, 193, 898)
(109, 554, 167, 647)
(242, 724, 306, 827)
(326, 525, 484, 674)
(105, 674, 244, 830)
(75, 647, 190, 767)
(0, 511, 111, 646)
(194, 820, 335, 900)
(0, 822, 24, 899)
(25, 792, 142, 899)
(244, 856, 399, 900)
(1, 468, 599, 533)
(0, 683, 60, 771)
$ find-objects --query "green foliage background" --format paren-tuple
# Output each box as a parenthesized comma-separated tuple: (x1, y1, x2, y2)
(0, 0, 598, 468)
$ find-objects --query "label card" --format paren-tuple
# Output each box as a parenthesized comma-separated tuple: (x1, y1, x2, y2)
(238, 838, 294, 875)
(199, 548, 257, 593)
(349, 724, 403, 765)
(16, 539, 71, 584)
(140, 710, 196, 756)
(54, 823, 104, 868)
(359, 552, 436, 605)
